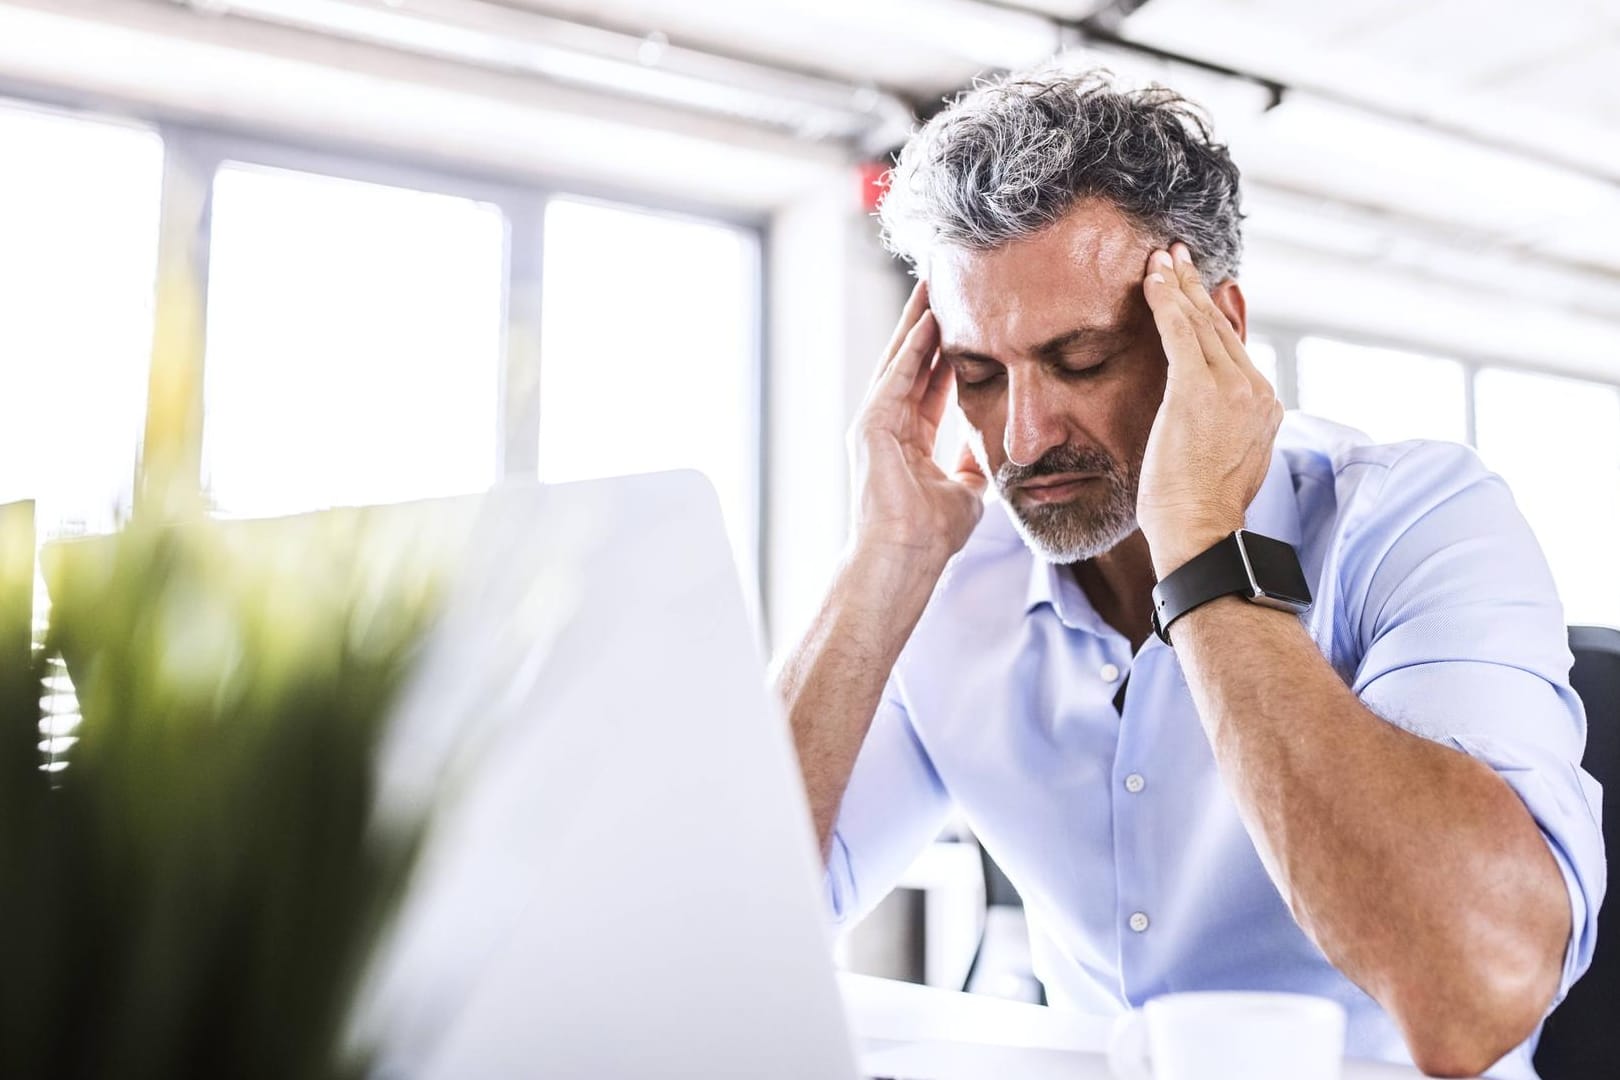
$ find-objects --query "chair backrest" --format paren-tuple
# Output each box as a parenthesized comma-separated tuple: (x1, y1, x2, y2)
(1533, 625, 1620, 1079)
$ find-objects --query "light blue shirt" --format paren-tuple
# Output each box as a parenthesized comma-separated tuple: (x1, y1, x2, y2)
(827, 414, 1605, 1079)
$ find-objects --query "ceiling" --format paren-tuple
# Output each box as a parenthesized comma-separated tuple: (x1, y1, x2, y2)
(505, 0, 1620, 360)
(4, 0, 1620, 369)
(509, 0, 1620, 151)
(497, 0, 1066, 98)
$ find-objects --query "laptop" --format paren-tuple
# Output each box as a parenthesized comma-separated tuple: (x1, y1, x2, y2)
(353, 471, 866, 1078)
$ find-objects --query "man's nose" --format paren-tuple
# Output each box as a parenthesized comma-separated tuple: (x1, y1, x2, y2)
(1003, 371, 1066, 468)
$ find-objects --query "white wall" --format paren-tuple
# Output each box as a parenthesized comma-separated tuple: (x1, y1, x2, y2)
(764, 190, 912, 652)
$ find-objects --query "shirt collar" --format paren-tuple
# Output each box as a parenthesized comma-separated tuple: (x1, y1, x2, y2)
(1022, 445, 1301, 624)
(1023, 553, 1106, 633)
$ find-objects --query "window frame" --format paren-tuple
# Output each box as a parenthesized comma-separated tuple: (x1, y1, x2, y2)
(1250, 320, 1620, 450)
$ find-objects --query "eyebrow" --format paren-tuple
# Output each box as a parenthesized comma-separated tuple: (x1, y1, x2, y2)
(940, 323, 1133, 365)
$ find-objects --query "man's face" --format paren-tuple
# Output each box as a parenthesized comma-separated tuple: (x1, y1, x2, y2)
(928, 199, 1170, 564)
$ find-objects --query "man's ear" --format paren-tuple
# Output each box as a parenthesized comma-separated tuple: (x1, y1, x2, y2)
(1210, 280, 1248, 343)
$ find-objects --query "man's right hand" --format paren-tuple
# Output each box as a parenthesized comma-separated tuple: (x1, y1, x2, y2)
(846, 281, 988, 570)
(774, 283, 984, 854)
(778, 281, 986, 856)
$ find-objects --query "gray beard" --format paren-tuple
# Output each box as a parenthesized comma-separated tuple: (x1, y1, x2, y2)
(1003, 487, 1139, 563)
(993, 446, 1141, 564)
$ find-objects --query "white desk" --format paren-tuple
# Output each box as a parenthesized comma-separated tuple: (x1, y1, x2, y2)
(839, 973, 1429, 1079)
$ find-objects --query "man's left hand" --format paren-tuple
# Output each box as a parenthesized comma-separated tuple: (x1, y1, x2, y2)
(1137, 242, 1283, 578)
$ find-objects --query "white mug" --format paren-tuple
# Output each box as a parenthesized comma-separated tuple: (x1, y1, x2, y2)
(1108, 990, 1347, 1080)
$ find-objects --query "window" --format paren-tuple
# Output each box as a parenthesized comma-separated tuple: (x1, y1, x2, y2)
(0, 84, 770, 618)
(1474, 369, 1620, 627)
(537, 198, 760, 586)
(0, 102, 163, 535)
(1296, 337, 1467, 445)
(201, 163, 507, 517)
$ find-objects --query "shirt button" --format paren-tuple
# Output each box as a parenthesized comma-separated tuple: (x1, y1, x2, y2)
(1124, 773, 1145, 794)
(1100, 663, 1121, 683)
(1129, 912, 1150, 933)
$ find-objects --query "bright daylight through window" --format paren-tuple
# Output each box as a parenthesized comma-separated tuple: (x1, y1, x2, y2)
(201, 163, 507, 518)
(538, 198, 760, 591)
(1296, 336, 1468, 445)
(1475, 368, 1620, 628)
(0, 102, 162, 535)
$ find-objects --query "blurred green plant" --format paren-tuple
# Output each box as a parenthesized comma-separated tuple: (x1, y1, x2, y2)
(0, 499, 448, 1080)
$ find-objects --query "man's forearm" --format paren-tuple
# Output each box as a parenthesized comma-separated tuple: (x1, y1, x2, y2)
(1171, 596, 1570, 1077)
(774, 546, 944, 858)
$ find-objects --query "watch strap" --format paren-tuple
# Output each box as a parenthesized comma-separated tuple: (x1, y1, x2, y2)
(1150, 529, 1312, 646)
(1151, 533, 1252, 645)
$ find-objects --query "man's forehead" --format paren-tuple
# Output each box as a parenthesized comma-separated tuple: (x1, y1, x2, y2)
(926, 200, 1154, 343)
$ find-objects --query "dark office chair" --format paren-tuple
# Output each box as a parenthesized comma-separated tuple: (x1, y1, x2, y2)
(1533, 625, 1620, 1080)
(962, 840, 1045, 1004)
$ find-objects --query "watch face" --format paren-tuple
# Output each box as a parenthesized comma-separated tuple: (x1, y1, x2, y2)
(1237, 530, 1313, 609)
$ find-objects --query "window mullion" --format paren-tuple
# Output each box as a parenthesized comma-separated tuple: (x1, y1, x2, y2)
(1463, 361, 1479, 447)
(137, 130, 221, 517)
(500, 194, 545, 482)
(1272, 330, 1301, 411)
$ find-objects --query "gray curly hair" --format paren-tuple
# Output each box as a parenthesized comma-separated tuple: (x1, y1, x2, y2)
(878, 66, 1244, 286)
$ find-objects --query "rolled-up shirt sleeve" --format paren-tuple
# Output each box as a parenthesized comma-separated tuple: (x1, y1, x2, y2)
(1344, 440, 1606, 1006)
(825, 678, 951, 926)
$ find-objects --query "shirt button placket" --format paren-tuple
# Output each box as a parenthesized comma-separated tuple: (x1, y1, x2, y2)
(1112, 649, 1150, 1001)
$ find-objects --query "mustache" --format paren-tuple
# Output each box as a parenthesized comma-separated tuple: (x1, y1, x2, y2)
(996, 445, 1120, 488)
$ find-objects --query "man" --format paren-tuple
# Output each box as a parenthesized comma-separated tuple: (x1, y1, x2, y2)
(775, 68, 1604, 1079)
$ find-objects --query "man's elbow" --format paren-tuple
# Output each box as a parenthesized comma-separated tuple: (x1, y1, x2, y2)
(1396, 945, 1561, 1077)
(1405, 1020, 1529, 1078)
(1397, 832, 1573, 1076)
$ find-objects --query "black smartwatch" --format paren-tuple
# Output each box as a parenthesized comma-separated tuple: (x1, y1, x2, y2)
(1150, 529, 1312, 646)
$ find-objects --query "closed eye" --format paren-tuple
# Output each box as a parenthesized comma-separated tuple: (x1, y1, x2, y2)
(1059, 361, 1107, 380)
(954, 361, 1005, 387)
(1056, 348, 1127, 379)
